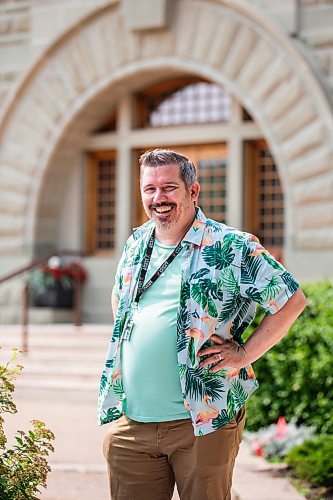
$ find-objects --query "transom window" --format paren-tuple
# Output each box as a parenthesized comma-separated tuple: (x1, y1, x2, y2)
(136, 77, 231, 128)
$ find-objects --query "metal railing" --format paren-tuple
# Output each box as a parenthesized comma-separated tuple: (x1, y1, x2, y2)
(0, 250, 86, 353)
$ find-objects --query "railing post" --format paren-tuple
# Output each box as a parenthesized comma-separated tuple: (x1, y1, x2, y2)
(74, 264, 82, 327)
(23, 282, 29, 353)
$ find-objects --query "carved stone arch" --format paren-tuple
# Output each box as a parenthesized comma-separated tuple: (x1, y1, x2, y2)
(1, 0, 333, 258)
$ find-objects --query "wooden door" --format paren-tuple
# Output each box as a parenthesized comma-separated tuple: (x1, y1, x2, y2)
(243, 140, 284, 261)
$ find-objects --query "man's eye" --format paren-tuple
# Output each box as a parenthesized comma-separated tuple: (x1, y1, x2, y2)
(164, 186, 177, 192)
(144, 188, 155, 194)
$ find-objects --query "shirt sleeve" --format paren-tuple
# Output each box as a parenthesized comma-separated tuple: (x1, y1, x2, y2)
(113, 235, 133, 301)
(239, 235, 299, 315)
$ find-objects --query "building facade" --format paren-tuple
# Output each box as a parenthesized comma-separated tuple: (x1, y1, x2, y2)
(0, 0, 333, 323)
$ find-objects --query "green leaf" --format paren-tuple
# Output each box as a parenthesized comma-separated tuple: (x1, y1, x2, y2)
(188, 337, 196, 366)
(185, 367, 225, 402)
(202, 242, 235, 270)
(229, 380, 248, 408)
(217, 267, 239, 295)
(261, 276, 282, 303)
(212, 409, 230, 430)
(262, 252, 284, 271)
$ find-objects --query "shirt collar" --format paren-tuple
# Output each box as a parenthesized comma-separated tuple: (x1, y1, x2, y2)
(133, 207, 207, 247)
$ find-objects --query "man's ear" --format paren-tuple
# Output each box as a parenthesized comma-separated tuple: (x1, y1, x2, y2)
(191, 182, 200, 201)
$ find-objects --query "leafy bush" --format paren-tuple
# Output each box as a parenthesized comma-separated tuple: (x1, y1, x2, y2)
(244, 280, 333, 435)
(0, 349, 55, 499)
(286, 435, 333, 488)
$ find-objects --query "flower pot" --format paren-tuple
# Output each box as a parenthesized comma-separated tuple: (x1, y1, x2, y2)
(33, 282, 74, 308)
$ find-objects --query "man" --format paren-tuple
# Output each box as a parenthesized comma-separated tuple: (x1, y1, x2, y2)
(99, 149, 307, 500)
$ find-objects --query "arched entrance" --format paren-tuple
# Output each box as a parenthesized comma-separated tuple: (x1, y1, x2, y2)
(1, 0, 332, 279)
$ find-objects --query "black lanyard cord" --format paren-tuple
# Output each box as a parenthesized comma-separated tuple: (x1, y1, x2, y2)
(134, 230, 183, 304)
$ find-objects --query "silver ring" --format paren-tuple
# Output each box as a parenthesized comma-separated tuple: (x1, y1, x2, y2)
(217, 353, 222, 362)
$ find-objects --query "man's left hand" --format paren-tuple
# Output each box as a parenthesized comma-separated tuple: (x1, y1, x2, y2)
(197, 334, 249, 373)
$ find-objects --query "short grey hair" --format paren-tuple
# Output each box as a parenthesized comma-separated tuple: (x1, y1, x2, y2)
(139, 148, 197, 189)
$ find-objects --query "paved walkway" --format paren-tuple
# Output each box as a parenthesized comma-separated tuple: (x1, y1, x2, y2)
(1, 324, 304, 500)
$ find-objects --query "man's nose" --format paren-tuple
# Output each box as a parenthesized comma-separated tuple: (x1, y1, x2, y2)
(153, 189, 167, 204)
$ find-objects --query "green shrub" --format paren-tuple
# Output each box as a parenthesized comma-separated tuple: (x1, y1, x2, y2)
(245, 280, 333, 435)
(0, 349, 55, 500)
(286, 435, 333, 487)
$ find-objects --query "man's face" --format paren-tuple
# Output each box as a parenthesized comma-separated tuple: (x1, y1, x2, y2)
(140, 164, 199, 232)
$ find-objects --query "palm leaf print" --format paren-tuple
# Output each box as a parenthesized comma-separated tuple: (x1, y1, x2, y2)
(241, 250, 262, 285)
(222, 233, 245, 252)
(212, 409, 230, 430)
(230, 380, 248, 407)
(218, 295, 241, 323)
(217, 267, 239, 295)
(238, 367, 249, 380)
(206, 220, 223, 233)
(281, 272, 299, 294)
(179, 363, 187, 380)
(105, 359, 115, 369)
(227, 389, 235, 416)
(113, 378, 124, 400)
(202, 242, 235, 270)
(193, 284, 218, 316)
(262, 252, 284, 271)
(261, 276, 282, 302)
(188, 337, 196, 366)
(244, 286, 263, 303)
(180, 281, 191, 307)
(190, 268, 210, 281)
(101, 407, 122, 424)
(185, 367, 225, 401)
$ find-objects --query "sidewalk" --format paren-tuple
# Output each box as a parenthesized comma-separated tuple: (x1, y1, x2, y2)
(4, 386, 304, 500)
(1, 325, 304, 500)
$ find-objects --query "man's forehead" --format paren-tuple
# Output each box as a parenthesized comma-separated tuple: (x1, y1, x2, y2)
(141, 164, 182, 184)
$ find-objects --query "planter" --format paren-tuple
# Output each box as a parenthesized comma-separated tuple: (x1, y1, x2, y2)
(33, 282, 74, 309)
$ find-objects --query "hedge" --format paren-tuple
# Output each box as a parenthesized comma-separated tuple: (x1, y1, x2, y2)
(244, 280, 333, 435)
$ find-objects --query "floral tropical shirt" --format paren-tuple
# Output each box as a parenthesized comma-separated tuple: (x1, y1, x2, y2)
(98, 208, 299, 436)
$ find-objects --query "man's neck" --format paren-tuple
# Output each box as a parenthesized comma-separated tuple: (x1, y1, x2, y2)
(155, 209, 196, 246)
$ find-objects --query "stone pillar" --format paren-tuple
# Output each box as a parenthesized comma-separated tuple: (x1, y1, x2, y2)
(226, 99, 243, 229)
(116, 95, 133, 253)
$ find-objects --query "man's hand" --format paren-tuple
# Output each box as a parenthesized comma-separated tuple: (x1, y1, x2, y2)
(197, 288, 307, 373)
(197, 335, 249, 373)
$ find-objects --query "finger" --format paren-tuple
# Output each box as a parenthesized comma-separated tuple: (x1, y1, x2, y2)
(197, 345, 222, 357)
(199, 353, 224, 367)
(209, 335, 224, 344)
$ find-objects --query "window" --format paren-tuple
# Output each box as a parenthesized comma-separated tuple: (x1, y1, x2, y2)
(244, 141, 284, 259)
(136, 77, 231, 128)
(86, 152, 116, 253)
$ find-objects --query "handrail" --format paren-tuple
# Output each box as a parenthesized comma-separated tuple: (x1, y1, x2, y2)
(0, 249, 87, 353)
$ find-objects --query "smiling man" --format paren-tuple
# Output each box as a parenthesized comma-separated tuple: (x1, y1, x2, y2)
(99, 148, 307, 500)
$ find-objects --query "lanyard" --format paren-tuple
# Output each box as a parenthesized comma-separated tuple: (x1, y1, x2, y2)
(134, 230, 183, 304)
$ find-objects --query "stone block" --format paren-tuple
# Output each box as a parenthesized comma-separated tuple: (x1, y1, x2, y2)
(123, 0, 170, 31)
(0, 191, 26, 216)
(296, 201, 333, 228)
(296, 228, 333, 249)
(252, 57, 291, 104)
(206, 17, 239, 68)
(294, 171, 333, 204)
(223, 27, 257, 80)
(290, 146, 333, 181)
(239, 39, 275, 91)
(264, 78, 304, 122)
(282, 120, 323, 161)
(272, 98, 317, 141)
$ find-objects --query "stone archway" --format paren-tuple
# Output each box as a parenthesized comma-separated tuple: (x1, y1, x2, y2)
(1, 0, 333, 258)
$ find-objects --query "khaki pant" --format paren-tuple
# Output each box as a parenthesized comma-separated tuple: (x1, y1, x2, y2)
(103, 406, 245, 500)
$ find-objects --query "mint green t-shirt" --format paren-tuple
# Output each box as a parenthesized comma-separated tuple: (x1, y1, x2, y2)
(121, 239, 190, 422)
